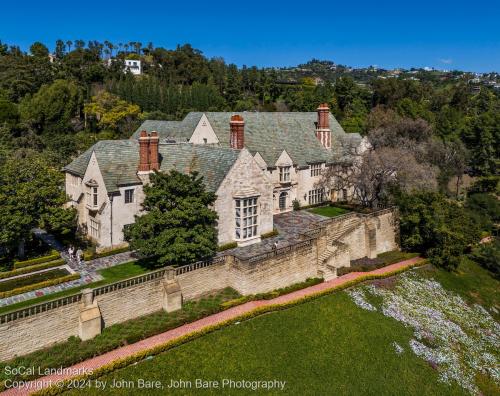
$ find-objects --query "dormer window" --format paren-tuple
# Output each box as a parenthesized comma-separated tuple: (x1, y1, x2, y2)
(279, 166, 291, 183)
(85, 180, 99, 209)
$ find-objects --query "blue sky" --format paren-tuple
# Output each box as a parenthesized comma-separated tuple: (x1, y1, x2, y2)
(1, 0, 499, 72)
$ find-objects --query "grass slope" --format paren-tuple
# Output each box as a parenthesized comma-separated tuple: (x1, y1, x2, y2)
(67, 268, 495, 395)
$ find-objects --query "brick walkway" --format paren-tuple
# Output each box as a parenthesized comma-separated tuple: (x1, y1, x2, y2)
(1, 257, 422, 396)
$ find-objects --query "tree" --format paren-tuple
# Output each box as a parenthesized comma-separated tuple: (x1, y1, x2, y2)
(19, 79, 82, 133)
(84, 91, 140, 133)
(124, 170, 218, 266)
(395, 191, 480, 270)
(29, 42, 49, 58)
(0, 150, 76, 257)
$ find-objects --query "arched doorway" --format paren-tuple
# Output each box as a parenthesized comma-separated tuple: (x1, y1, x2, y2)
(279, 192, 288, 211)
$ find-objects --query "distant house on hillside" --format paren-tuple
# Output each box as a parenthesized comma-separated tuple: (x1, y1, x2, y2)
(124, 59, 141, 75)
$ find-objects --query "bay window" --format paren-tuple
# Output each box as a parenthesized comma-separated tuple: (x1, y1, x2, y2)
(235, 197, 258, 240)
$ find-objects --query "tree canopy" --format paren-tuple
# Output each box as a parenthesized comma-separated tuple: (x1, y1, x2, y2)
(124, 170, 218, 266)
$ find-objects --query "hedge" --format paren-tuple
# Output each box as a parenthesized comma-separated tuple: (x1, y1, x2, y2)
(13, 251, 61, 269)
(217, 242, 238, 252)
(0, 273, 80, 299)
(0, 259, 65, 280)
(261, 228, 279, 239)
(33, 259, 426, 396)
(83, 246, 130, 261)
(221, 278, 323, 309)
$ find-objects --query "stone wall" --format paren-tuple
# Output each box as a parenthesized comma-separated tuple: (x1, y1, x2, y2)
(0, 298, 80, 361)
(230, 240, 318, 295)
(0, 208, 398, 361)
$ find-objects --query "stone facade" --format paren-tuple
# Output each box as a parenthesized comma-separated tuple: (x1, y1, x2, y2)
(0, 209, 398, 361)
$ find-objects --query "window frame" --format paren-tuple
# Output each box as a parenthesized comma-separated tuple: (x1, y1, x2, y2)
(234, 196, 259, 241)
(310, 163, 322, 177)
(124, 188, 135, 204)
(89, 218, 100, 239)
(308, 188, 325, 205)
(279, 166, 291, 183)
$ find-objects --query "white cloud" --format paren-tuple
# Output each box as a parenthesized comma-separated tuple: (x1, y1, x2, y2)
(439, 58, 453, 64)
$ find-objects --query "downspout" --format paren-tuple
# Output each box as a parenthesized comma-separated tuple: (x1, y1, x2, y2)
(109, 194, 113, 247)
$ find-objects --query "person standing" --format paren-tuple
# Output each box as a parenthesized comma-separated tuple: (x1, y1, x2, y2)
(76, 248, 83, 265)
(68, 246, 74, 261)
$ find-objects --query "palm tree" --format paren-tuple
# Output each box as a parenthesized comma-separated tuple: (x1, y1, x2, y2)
(66, 40, 73, 52)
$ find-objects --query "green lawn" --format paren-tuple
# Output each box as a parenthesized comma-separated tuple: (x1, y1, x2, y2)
(419, 258, 500, 320)
(67, 290, 464, 396)
(66, 261, 500, 396)
(308, 205, 350, 217)
(0, 261, 151, 315)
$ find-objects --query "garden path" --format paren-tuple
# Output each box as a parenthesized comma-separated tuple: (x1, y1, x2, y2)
(1, 257, 423, 396)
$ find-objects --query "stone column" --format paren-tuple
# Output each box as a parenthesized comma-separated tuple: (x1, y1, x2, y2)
(162, 267, 182, 313)
(365, 221, 378, 259)
(78, 288, 102, 341)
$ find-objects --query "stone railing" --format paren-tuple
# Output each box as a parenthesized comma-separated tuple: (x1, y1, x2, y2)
(175, 256, 226, 276)
(240, 239, 314, 265)
(93, 268, 167, 298)
(0, 293, 82, 325)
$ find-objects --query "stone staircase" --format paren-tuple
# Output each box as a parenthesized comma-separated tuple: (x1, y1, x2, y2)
(318, 245, 337, 281)
(324, 215, 361, 241)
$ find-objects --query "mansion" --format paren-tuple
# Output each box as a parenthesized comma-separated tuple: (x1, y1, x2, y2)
(64, 104, 367, 248)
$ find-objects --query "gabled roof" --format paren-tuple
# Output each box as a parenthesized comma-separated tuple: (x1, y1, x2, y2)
(64, 141, 240, 193)
(134, 112, 362, 167)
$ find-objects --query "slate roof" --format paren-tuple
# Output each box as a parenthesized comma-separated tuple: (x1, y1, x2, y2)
(64, 141, 240, 193)
(134, 112, 362, 167)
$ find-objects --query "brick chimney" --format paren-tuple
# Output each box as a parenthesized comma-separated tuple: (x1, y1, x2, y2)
(230, 115, 245, 149)
(138, 130, 150, 172)
(316, 103, 331, 149)
(149, 131, 160, 171)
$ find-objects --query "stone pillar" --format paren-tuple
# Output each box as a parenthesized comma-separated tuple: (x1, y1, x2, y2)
(365, 222, 377, 259)
(162, 267, 182, 313)
(78, 289, 102, 341)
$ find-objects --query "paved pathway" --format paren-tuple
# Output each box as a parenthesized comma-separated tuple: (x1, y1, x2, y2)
(1, 257, 423, 396)
(223, 210, 325, 260)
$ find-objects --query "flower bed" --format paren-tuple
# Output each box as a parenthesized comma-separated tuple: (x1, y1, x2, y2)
(347, 272, 500, 395)
(13, 251, 61, 269)
(0, 272, 80, 299)
(0, 259, 66, 280)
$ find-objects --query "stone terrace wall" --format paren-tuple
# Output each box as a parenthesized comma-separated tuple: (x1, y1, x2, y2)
(0, 208, 398, 361)
(230, 239, 318, 295)
(0, 296, 81, 361)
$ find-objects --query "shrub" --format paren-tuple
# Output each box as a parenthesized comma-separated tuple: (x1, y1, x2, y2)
(261, 229, 279, 239)
(469, 239, 499, 279)
(292, 199, 301, 211)
(0, 259, 65, 280)
(83, 246, 130, 261)
(13, 251, 60, 269)
(217, 242, 237, 252)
